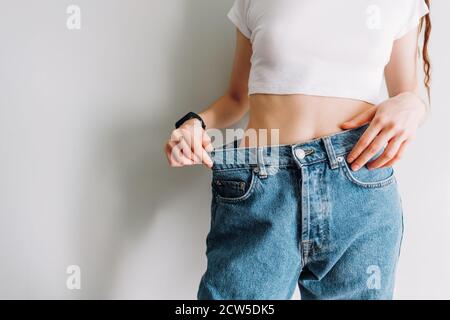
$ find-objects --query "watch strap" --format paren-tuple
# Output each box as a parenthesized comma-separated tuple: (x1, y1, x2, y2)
(175, 112, 206, 130)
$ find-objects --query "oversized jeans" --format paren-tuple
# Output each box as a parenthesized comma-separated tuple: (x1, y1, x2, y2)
(198, 124, 403, 300)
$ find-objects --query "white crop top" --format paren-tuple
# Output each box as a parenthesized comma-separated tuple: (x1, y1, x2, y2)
(228, 0, 429, 104)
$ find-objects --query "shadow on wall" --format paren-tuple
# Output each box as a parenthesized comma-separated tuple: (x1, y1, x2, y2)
(76, 1, 234, 299)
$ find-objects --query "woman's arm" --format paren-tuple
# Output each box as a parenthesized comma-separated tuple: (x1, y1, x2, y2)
(165, 30, 252, 168)
(341, 26, 428, 171)
(384, 24, 429, 127)
(199, 30, 252, 129)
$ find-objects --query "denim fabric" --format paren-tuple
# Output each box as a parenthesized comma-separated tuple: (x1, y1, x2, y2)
(197, 124, 403, 300)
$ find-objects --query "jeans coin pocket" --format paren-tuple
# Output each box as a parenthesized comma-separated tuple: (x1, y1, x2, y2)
(212, 168, 257, 202)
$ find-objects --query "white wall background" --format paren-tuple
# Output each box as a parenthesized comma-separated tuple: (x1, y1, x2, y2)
(0, 0, 449, 300)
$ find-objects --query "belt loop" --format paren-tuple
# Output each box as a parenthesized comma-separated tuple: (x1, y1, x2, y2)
(323, 137, 339, 170)
(256, 147, 268, 179)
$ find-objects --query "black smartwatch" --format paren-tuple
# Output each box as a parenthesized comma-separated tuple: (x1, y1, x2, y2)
(175, 112, 206, 130)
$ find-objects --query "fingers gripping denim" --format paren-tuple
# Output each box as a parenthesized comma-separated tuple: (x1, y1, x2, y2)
(197, 124, 404, 300)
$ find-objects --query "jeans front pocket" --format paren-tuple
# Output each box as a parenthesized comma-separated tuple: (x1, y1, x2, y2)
(338, 154, 396, 189)
(212, 168, 258, 203)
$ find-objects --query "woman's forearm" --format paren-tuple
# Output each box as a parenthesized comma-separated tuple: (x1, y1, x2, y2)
(198, 93, 249, 130)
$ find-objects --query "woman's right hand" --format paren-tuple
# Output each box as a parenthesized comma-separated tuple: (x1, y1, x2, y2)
(164, 118, 214, 169)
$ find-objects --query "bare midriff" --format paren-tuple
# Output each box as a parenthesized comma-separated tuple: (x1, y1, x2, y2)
(239, 94, 374, 148)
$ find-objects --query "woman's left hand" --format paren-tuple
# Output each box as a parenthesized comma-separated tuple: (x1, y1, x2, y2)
(340, 92, 428, 171)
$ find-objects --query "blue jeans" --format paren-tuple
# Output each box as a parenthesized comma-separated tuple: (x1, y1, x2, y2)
(197, 124, 403, 300)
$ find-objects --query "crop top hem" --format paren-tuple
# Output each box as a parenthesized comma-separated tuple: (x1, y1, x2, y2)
(248, 85, 379, 105)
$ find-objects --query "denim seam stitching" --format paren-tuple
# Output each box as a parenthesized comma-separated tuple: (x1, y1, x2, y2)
(212, 152, 356, 172)
(213, 164, 294, 172)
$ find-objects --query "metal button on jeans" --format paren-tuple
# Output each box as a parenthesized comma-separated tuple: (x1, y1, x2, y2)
(295, 148, 306, 160)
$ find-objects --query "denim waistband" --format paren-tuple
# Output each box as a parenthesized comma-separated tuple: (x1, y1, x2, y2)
(209, 123, 369, 172)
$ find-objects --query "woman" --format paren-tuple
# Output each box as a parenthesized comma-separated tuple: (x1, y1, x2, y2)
(164, 0, 431, 300)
